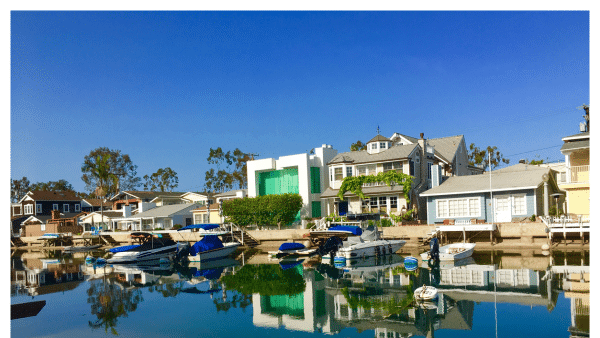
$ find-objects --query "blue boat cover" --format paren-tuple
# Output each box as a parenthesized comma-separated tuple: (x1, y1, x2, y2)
(189, 235, 224, 256)
(192, 267, 225, 280)
(178, 223, 220, 231)
(108, 245, 140, 253)
(328, 225, 362, 236)
(279, 242, 306, 251)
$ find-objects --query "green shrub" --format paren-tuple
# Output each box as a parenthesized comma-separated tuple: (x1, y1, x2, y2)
(173, 224, 182, 230)
(530, 215, 536, 222)
(222, 193, 303, 228)
(380, 219, 393, 227)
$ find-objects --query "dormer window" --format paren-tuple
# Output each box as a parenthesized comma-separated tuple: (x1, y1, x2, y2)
(371, 143, 377, 150)
(380, 142, 387, 149)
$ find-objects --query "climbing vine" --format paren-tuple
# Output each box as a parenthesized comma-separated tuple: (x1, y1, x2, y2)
(337, 171, 413, 203)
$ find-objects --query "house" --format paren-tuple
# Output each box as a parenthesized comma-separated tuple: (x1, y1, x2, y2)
(111, 203, 200, 231)
(22, 210, 83, 237)
(247, 144, 338, 221)
(110, 191, 211, 211)
(558, 114, 589, 216)
(80, 198, 111, 213)
(78, 210, 127, 232)
(319, 133, 480, 218)
(13, 191, 83, 236)
(421, 163, 562, 225)
(213, 189, 247, 204)
(191, 203, 221, 224)
(149, 191, 212, 206)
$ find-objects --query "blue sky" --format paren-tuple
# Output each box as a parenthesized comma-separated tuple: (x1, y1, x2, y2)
(9, 11, 590, 193)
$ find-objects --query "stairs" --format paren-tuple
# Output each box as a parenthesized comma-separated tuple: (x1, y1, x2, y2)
(224, 230, 260, 247)
(11, 237, 26, 248)
(99, 235, 120, 247)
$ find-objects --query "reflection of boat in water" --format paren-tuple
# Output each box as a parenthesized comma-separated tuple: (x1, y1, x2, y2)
(268, 242, 317, 259)
(335, 253, 404, 270)
(11, 300, 46, 320)
(421, 256, 475, 269)
(63, 244, 102, 252)
(414, 285, 438, 301)
(420, 242, 476, 261)
(107, 232, 179, 264)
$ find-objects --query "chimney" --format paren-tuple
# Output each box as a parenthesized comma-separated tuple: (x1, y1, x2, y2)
(519, 159, 526, 164)
(51, 210, 60, 220)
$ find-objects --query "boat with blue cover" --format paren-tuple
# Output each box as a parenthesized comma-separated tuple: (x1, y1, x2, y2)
(185, 235, 241, 262)
(176, 223, 230, 236)
(268, 242, 317, 259)
(322, 226, 406, 259)
(106, 232, 181, 264)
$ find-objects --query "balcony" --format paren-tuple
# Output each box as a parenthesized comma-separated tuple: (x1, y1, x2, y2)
(568, 165, 589, 184)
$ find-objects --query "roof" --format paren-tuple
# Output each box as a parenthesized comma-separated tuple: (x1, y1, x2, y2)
(320, 184, 407, 199)
(427, 135, 464, 163)
(213, 189, 247, 198)
(367, 135, 391, 143)
(80, 211, 124, 220)
(119, 203, 200, 219)
(562, 131, 589, 141)
(192, 204, 220, 212)
(391, 133, 419, 143)
(328, 143, 419, 165)
(82, 198, 108, 207)
(22, 191, 80, 202)
(22, 212, 82, 224)
(560, 139, 589, 153)
(111, 191, 187, 201)
(421, 163, 551, 196)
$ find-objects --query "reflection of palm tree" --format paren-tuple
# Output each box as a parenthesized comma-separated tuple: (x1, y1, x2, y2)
(86, 278, 143, 335)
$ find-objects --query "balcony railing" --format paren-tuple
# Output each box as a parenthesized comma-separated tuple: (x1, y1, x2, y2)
(569, 165, 589, 183)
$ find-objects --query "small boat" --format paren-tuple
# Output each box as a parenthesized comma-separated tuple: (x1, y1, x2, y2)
(176, 223, 230, 236)
(185, 235, 241, 262)
(268, 242, 317, 259)
(107, 232, 180, 264)
(37, 233, 60, 240)
(323, 226, 405, 259)
(414, 285, 438, 301)
(420, 242, 476, 261)
(63, 244, 102, 252)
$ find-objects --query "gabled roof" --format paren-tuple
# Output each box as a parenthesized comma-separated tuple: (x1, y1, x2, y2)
(562, 131, 589, 141)
(421, 163, 551, 196)
(80, 211, 124, 220)
(390, 133, 419, 144)
(81, 198, 108, 207)
(328, 143, 419, 165)
(20, 190, 80, 203)
(560, 139, 589, 153)
(427, 135, 464, 164)
(111, 191, 185, 201)
(118, 203, 200, 219)
(367, 135, 391, 143)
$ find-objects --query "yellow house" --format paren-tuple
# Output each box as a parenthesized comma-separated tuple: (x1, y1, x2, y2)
(559, 121, 590, 216)
(191, 203, 221, 224)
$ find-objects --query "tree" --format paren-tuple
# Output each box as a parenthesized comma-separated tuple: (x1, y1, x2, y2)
(143, 167, 179, 192)
(221, 193, 303, 229)
(30, 179, 76, 192)
(81, 147, 141, 197)
(11, 177, 30, 203)
(350, 140, 367, 151)
(204, 148, 253, 193)
(468, 143, 510, 171)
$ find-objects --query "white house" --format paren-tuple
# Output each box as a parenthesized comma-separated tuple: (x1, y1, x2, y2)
(111, 203, 201, 231)
(247, 144, 338, 220)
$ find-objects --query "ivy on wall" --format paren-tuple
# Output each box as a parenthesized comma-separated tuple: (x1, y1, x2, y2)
(336, 171, 414, 203)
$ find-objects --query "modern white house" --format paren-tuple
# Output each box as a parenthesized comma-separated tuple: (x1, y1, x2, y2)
(111, 203, 201, 231)
(247, 144, 338, 220)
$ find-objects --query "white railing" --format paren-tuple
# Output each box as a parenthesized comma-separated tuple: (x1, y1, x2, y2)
(569, 165, 589, 183)
(362, 181, 388, 188)
(540, 215, 590, 232)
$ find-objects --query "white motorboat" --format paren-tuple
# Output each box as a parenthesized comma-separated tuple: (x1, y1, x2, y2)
(420, 242, 476, 261)
(414, 285, 438, 301)
(323, 226, 405, 259)
(107, 232, 180, 264)
(186, 235, 241, 262)
(268, 242, 317, 259)
(176, 223, 231, 236)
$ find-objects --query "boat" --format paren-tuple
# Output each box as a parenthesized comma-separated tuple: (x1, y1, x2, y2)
(268, 242, 317, 259)
(185, 235, 241, 262)
(106, 232, 180, 264)
(323, 226, 406, 259)
(63, 244, 102, 252)
(305, 224, 363, 247)
(414, 285, 438, 301)
(420, 242, 476, 261)
(176, 223, 231, 236)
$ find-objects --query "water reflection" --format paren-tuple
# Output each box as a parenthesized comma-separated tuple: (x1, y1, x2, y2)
(10, 249, 590, 338)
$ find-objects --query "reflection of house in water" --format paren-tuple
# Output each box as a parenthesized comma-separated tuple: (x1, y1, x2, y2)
(551, 263, 589, 338)
(11, 257, 84, 297)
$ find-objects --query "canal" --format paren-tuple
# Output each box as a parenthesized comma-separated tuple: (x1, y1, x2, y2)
(10, 248, 590, 337)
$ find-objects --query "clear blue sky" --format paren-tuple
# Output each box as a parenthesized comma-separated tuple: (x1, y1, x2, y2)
(10, 11, 590, 194)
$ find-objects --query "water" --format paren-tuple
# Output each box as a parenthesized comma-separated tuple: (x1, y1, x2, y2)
(10, 249, 589, 337)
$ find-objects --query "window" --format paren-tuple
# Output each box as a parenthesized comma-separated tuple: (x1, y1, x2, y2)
(383, 161, 402, 173)
(390, 196, 398, 209)
(346, 166, 353, 177)
(334, 167, 343, 181)
(24, 204, 33, 215)
(75, 204, 81, 212)
(63, 204, 70, 213)
(513, 195, 527, 215)
(362, 199, 369, 208)
(36, 203, 42, 214)
(53, 204, 59, 210)
(310, 167, 321, 193)
(371, 143, 377, 150)
(428, 162, 433, 179)
(379, 142, 387, 149)
(370, 197, 377, 207)
(379, 196, 387, 207)
(194, 214, 203, 224)
(367, 164, 376, 175)
(329, 168, 333, 181)
(436, 197, 480, 218)
(357, 165, 367, 176)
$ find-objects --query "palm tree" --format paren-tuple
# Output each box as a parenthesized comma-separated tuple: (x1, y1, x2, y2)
(90, 154, 118, 231)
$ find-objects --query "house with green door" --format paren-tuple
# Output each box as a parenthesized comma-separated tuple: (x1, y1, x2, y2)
(247, 144, 338, 221)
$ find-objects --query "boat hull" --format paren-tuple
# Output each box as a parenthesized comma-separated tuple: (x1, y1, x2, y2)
(325, 240, 406, 259)
(420, 242, 476, 261)
(187, 242, 241, 262)
(107, 243, 179, 264)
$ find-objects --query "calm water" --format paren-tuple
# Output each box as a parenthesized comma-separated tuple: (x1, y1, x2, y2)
(10, 249, 590, 338)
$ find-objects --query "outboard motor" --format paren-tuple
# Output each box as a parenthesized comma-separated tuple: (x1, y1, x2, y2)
(317, 236, 343, 258)
(429, 237, 440, 261)
(175, 242, 190, 261)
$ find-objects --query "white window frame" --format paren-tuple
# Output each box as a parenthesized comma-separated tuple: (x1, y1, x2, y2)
(334, 167, 343, 181)
(63, 204, 70, 213)
(24, 204, 33, 215)
(346, 166, 353, 177)
(436, 197, 481, 218)
(53, 204, 59, 210)
(36, 203, 42, 214)
(41, 223, 46, 231)
(390, 196, 398, 209)
(379, 142, 387, 149)
(512, 194, 527, 215)
(75, 204, 81, 212)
